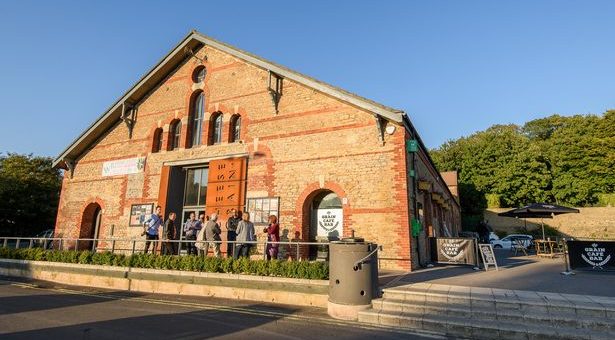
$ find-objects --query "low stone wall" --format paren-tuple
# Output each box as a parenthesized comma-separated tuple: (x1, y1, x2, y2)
(485, 207, 615, 239)
(0, 259, 329, 308)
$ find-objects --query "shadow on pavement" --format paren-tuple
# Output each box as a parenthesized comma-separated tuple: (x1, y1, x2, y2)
(3, 304, 296, 340)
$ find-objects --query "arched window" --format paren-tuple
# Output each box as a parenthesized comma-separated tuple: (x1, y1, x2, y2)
(193, 66, 206, 83)
(229, 115, 241, 143)
(190, 92, 205, 147)
(209, 112, 223, 145)
(152, 128, 163, 153)
(170, 120, 182, 150)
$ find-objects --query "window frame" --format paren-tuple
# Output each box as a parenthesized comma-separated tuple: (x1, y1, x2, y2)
(229, 114, 241, 143)
(170, 120, 182, 150)
(192, 66, 207, 83)
(246, 197, 280, 225)
(209, 112, 223, 145)
(190, 92, 205, 147)
(152, 128, 163, 153)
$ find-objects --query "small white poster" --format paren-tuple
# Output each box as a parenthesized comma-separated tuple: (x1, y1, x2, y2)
(317, 208, 343, 239)
(102, 157, 146, 177)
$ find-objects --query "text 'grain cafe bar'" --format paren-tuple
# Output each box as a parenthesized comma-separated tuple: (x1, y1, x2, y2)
(52, 31, 461, 270)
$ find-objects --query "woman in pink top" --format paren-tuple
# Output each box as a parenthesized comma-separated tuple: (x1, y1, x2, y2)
(264, 215, 280, 260)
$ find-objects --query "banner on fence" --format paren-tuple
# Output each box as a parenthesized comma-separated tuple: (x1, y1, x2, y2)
(430, 237, 477, 266)
(567, 240, 615, 271)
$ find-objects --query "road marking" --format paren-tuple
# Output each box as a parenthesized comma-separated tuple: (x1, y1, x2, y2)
(1, 278, 446, 339)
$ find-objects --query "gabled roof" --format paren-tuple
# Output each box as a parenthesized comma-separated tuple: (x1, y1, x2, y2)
(52, 30, 406, 168)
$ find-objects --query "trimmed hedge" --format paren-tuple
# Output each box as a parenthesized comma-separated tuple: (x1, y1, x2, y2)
(0, 248, 329, 280)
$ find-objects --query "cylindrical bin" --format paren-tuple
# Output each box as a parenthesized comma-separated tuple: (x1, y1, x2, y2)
(327, 238, 379, 320)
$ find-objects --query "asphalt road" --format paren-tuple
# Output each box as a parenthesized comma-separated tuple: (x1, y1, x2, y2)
(0, 277, 443, 340)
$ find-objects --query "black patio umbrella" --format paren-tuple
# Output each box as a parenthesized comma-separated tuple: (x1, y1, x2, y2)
(498, 203, 580, 239)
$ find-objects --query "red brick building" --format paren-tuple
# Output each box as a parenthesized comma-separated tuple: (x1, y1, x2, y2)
(52, 31, 460, 270)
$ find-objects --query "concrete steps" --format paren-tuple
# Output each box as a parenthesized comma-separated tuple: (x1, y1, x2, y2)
(358, 285, 615, 340)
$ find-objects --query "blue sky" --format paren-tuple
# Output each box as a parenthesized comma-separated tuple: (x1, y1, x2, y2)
(1, 1, 614, 157)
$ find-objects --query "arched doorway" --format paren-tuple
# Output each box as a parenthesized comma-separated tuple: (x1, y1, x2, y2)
(308, 191, 343, 260)
(79, 203, 102, 251)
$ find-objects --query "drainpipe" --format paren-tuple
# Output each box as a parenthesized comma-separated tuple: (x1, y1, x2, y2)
(409, 130, 424, 268)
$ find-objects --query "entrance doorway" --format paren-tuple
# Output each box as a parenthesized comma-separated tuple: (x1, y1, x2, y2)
(80, 203, 102, 251)
(308, 191, 343, 260)
(162, 166, 208, 253)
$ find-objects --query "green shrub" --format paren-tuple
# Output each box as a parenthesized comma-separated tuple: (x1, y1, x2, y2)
(486, 194, 501, 208)
(0, 248, 329, 280)
(597, 193, 615, 207)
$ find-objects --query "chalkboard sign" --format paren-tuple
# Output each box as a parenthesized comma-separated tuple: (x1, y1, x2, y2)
(478, 244, 498, 271)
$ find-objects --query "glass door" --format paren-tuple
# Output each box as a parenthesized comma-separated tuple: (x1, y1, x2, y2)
(178, 167, 208, 254)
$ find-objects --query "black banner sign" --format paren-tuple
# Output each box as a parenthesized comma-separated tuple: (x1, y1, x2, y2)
(567, 240, 615, 271)
(430, 237, 477, 266)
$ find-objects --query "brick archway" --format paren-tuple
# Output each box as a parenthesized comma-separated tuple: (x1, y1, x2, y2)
(77, 201, 103, 251)
(295, 182, 351, 242)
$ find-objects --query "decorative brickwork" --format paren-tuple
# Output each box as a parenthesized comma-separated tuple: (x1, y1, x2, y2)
(54, 39, 460, 270)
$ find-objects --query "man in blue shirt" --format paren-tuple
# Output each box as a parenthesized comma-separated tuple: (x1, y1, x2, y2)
(143, 205, 163, 254)
(183, 212, 202, 255)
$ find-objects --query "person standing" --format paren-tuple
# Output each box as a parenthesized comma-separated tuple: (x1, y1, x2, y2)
(226, 209, 240, 258)
(162, 212, 177, 255)
(183, 212, 201, 255)
(263, 215, 280, 260)
(205, 213, 222, 257)
(234, 212, 255, 259)
(143, 206, 163, 254)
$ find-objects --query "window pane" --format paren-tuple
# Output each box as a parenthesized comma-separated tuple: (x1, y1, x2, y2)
(172, 121, 181, 150)
(192, 93, 204, 146)
(213, 114, 222, 144)
(184, 169, 199, 206)
(196, 68, 206, 83)
(198, 168, 208, 206)
(231, 116, 241, 142)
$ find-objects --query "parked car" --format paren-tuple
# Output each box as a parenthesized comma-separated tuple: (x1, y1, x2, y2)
(34, 229, 55, 249)
(488, 232, 500, 242)
(490, 234, 533, 249)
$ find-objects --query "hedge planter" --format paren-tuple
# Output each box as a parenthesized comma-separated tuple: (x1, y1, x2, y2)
(0, 248, 329, 308)
(0, 248, 329, 280)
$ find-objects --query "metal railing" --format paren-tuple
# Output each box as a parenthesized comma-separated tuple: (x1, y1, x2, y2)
(0, 236, 330, 261)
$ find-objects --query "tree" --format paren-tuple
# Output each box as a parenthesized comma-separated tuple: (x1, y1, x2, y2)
(0, 153, 62, 236)
(431, 111, 614, 211)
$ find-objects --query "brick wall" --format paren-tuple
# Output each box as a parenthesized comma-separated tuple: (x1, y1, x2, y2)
(54, 43, 453, 270)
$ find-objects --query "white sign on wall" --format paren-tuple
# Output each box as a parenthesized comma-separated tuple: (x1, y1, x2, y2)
(102, 157, 146, 177)
(317, 208, 343, 239)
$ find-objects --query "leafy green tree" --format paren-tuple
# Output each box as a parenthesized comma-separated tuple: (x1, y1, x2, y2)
(431, 111, 614, 212)
(0, 154, 62, 236)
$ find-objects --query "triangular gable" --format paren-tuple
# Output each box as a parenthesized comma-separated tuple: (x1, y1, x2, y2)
(53, 30, 405, 168)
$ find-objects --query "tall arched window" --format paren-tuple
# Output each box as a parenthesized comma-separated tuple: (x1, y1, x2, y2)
(229, 115, 241, 143)
(190, 92, 205, 147)
(152, 128, 163, 153)
(170, 120, 182, 150)
(209, 112, 223, 145)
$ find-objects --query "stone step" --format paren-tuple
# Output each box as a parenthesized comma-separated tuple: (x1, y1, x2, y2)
(358, 309, 612, 340)
(371, 298, 615, 334)
(382, 287, 615, 319)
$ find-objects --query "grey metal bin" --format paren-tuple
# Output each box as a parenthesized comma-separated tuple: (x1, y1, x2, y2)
(327, 237, 379, 320)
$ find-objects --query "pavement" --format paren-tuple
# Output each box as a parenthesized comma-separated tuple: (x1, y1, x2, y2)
(379, 248, 615, 297)
(0, 276, 445, 340)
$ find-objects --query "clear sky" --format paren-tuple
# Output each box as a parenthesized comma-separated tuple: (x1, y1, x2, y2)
(1, 1, 613, 157)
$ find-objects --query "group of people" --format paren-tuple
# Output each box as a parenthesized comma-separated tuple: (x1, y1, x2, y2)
(142, 206, 280, 260)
